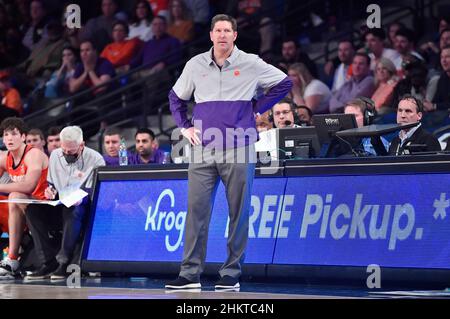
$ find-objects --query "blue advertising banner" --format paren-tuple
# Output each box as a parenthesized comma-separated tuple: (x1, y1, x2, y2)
(275, 174, 450, 269)
(86, 173, 450, 269)
(86, 177, 287, 264)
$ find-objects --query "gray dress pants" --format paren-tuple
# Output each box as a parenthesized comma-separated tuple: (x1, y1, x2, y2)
(179, 144, 256, 281)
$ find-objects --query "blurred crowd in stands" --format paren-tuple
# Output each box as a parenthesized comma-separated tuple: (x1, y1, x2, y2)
(0, 0, 448, 155)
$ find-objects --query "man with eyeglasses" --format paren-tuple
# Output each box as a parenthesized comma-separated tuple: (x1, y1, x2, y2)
(255, 99, 299, 161)
(24, 126, 105, 280)
(271, 99, 300, 128)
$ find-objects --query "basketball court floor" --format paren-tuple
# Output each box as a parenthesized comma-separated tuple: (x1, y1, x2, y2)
(0, 276, 448, 299)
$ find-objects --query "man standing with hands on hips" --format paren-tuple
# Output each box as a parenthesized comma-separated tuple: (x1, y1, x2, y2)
(166, 14, 292, 290)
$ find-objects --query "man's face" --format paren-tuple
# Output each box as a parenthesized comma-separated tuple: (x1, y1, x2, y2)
(352, 55, 369, 78)
(2, 128, 25, 151)
(344, 105, 364, 128)
(338, 42, 354, 64)
(80, 42, 96, 64)
(152, 17, 167, 38)
(26, 134, 45, 151)
(210, 20, 237, 53)
(282, 41, 297, 61)
(440, 31, 450, 50)
(441, 48, 450, 73)
(135, 133, 153, 156)
(273, 103, 294, 128)
(61, 140, 83, 157)
(397, 99, 422, 125)
(365, 33, 384, 55)
(46, 134, 60, 154)
(394, 35, 412, 55)
(104, 134, 120, 157)
(102, 0, 117, 18)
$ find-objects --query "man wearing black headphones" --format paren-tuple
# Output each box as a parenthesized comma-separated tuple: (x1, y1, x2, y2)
(269, 98, 301, 128)
(388, 95, 441, 155)
(255, 98, 301, 161)
(344, 97, 389, 156)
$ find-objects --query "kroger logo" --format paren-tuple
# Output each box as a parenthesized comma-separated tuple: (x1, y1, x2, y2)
(144, 189, 186, 252)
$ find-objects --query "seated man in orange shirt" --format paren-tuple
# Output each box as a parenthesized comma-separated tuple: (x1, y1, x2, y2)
(0, 71, 23, 118)
(100, 20, 141, 73)
(0, 117, 49, 279)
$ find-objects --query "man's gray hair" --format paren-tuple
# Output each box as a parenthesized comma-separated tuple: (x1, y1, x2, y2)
(60, 126, 83, 144)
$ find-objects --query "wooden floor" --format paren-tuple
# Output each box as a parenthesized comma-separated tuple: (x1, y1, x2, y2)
(0, 283, 356, 299)
(0, 277, 446, 299)
(0, 277, 368, 299)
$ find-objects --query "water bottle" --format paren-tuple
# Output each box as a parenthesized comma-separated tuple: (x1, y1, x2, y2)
(2, 247, 8, 260)
(161, 151, 171, 164)
(119, 138, 128, 166)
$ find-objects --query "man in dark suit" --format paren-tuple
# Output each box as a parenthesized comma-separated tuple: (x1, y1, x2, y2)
(388, 95, 441, 155)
